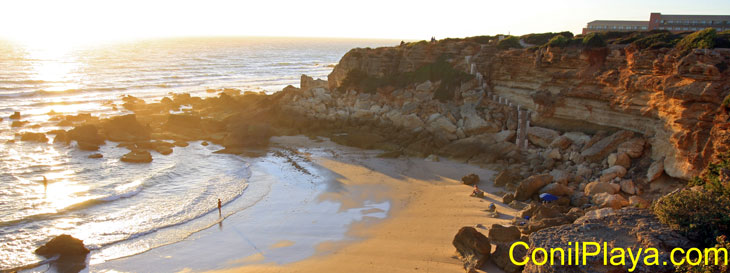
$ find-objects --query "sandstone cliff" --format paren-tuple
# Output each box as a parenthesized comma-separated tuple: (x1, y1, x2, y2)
(315, 39, 730, 180)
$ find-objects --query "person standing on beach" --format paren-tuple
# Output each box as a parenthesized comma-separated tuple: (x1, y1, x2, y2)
(217, 199, 222, 216)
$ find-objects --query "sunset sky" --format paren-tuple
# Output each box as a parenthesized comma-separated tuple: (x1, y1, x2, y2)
(2, 0, 729, 45)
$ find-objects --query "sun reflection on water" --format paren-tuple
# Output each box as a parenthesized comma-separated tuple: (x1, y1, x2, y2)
(22, 42, 83, 92)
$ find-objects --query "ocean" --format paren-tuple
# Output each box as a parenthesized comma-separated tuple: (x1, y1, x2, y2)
(0, 37, 398, 270)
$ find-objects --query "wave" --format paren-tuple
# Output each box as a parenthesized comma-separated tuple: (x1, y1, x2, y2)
(0, 182, 145, 229)
(0, 79, 49, 85)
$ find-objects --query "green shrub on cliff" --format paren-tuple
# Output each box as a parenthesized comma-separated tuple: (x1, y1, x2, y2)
(582, 33, 607, 48)
(338, 56, 473, 100)
(521, 31, 574, 46)
(546, 35, 569, 48)
(630, 32, 681, 49)
(496, 36, 522, 50)
(676, 28, 717, 53)
(465, 35, 494, 44)
(654, 152, 730, 247)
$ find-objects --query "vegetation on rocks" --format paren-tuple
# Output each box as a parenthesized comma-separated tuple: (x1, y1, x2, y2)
(545, 34, 569, 48)
(653, 152, 730, 247)
(520, 31, 573, 46)
(496, 36, 522, 50)
(630, 32, 682, 49)
(582, 32, 607, 48)
(339, 56, 473, 102)
(676, 28, 718, 53)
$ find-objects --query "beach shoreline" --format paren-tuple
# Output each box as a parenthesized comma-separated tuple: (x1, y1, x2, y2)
(87, 135, 511, 273)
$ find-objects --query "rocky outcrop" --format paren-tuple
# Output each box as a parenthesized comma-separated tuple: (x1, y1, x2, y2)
(461, 173, 480, 185)
(35, 234, 89, 272)
(102, 114, 150, 142)
(35, 234, 89, 258)
(523, 208, 691, 273)
(19, 132, 48, 143)
(324, 40, 730, 180)
(121, 150, 152, 163)
(452, 226, 491, 272)
(514, 174, 553, 201)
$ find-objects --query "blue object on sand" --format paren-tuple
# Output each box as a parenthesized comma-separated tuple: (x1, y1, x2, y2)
(540, 193, 559, 202)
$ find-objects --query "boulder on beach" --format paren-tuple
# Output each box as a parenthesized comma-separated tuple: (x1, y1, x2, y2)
(514, 174, 553, 201)
(452, 226, 490, 272)
(493, 242, 527, 273)
(121, 150, 153, 163)
(461, 173, 480, 185)
(494, 169, 521, 188)
(580, 130, 634, 163)
(35, 234, 89, 258)
(487, 224, 521, 243)
(9, 111, 20, 120)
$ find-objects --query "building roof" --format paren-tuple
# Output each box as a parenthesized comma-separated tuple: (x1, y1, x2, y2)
(587, 20, 649, 26)
(659, 14, 730, 21)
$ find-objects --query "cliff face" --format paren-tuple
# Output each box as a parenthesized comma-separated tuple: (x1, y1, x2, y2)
(321, 41, 730, 180)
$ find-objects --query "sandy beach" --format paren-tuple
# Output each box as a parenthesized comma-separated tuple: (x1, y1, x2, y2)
(88, 136, 514, 273)
(219, 135, 515, 273)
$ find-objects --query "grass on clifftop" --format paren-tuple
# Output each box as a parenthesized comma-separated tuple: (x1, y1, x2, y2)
(339, 56, 473, 102)
(654, 152, 730, 247)
(676, 28, 717, 54)
(496, 36, 522, 50)
(521, 31, 574, 46)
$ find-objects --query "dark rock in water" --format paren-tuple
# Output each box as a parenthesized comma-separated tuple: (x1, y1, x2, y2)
(49, 130, 70, 144)
(154, 145, 173, 155)
(121, 150, 152, 163)
(461, 173, 480, 185)
(201, 141, 209, 146)
(20, 132, 48, 143)
(452, 226, 491, 272)
(164, 114, 204, 137)
(173, 140, 189, 147)
(68, 125, 105, 147)
(88, 153, 103, 159)
(9, 111, 20, 120)
(102, 114, 150, 142)
(77, 141, 100, 151)
(35, 234, 89, 258)
(11, 120, 28, 127)
(523, 208, 691, 273)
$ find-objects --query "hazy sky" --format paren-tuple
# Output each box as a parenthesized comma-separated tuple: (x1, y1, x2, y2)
(1, 0, 729, 44)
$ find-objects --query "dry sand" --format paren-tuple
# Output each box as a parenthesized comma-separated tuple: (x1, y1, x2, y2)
(207, 136, 516, 273)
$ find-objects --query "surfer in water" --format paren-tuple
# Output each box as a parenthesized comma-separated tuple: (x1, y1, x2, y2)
(42, 176, 47, 192)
